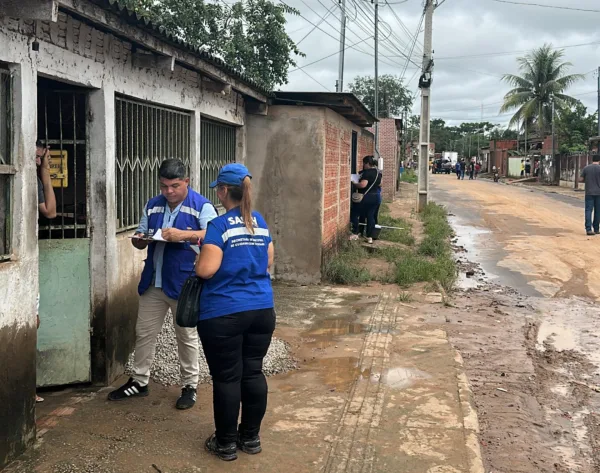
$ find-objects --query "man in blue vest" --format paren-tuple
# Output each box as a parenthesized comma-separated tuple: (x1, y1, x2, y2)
(108, 159, 217, 409)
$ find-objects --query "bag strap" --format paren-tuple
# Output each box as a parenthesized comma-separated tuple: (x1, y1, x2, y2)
(363, 173, 378, 195)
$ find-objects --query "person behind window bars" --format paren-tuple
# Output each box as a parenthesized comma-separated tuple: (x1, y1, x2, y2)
(108, 158, 218, 410)
(35, 140, 57, 403)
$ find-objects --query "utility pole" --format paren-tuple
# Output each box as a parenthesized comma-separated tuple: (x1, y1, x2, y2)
(552, 99, 556, 183)
(597, 66, 600, 136)
(478, 103, 482, 163)
(336, 0, 346, 92)
(374, 0, 380, 156)
(417, 0, 434, 212)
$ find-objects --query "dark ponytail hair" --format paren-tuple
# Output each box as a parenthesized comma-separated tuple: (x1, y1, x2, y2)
(223, 176, 254, 234)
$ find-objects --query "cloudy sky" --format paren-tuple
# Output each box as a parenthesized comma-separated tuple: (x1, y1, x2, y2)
(279, 0, 600, 127)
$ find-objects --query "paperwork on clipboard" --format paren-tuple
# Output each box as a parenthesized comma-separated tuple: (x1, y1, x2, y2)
(128, 229, 170, 242)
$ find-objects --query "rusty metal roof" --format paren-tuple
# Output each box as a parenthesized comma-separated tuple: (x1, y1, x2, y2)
(86, 0, 270, 96)
(272, 91, 378, 127)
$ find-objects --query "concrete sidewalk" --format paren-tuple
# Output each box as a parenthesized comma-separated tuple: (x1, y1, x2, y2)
(5, 285, 483, 473)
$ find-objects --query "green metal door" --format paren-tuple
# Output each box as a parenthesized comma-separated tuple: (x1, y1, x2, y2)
(36, 83, 91, 386)
(37, 239, 91, 386)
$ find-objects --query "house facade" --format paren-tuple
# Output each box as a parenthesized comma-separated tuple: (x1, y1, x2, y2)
(246, 91, 376, 284)
(0, 0, 268, 467)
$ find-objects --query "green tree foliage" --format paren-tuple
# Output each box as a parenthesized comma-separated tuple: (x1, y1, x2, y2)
(348, 75, 413, 118)
(500, 44, 584, 135)
(120, 0, 303, 89)
(405, 117, 498, 157)
(556, 104, 597, 154)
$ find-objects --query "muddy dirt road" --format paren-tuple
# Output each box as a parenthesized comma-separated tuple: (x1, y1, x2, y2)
(429, 175, 600, 473)
(431, 174, 599, 300)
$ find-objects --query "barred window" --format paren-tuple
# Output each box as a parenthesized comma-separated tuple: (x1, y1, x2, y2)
(0, 68, 13, 261)
(200, 119, 237, 203)
(115, 96, 192, 232)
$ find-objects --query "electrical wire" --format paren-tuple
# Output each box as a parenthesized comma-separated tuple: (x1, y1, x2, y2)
(288, 34, 374, 72)
(489, 0, 600, 13)
(436, 40, 600, 61)
(298, 68, 333, 90)
(295, 4, 336, 45)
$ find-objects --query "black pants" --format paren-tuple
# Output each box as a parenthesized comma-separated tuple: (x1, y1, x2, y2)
(351, 193, 378, 237)
(198, 308, 276, 445)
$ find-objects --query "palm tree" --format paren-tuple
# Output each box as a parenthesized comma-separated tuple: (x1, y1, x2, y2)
(500, 44, 584, 135)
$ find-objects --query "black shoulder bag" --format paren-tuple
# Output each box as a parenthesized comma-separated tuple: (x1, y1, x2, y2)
(176, 275, 203, 328)
(176, 242, 203, 328)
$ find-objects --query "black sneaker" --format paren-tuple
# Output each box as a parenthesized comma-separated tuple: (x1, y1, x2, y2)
(107, 378, 148, 401)
(587, 231, 595, 236)
(205, 433, 237, 461)
(175, 385, 197, 410)
(237, 433, 262, 455)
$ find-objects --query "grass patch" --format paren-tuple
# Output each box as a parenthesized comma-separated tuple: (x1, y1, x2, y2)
(397, 292, 413, 303)
(323, 241, 371, 285)
(400, 169, 418, 184)
(393, 252, 456, 292)
(418, 203, 454, 258)
(377, 203, 415, 246)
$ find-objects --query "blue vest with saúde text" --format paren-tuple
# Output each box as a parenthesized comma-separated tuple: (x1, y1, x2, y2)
(138, 189, 214, 300)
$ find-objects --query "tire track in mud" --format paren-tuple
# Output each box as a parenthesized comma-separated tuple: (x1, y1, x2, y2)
(323, 292, 398, 473)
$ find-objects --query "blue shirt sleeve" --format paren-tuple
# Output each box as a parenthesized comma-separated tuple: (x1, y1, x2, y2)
(135, 205, 149, 234)
(203, 219, 226, 250)
(198, 203, 218, 230)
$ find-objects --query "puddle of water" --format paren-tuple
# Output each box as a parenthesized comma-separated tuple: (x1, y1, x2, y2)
(536, 320, 577, 352)
(374, 367, 431, 390)
(307, 318, 366, 337)
(315, 357, 370, 389)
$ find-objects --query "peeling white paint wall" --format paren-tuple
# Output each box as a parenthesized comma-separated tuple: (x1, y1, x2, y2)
(0, 3, 255, 462)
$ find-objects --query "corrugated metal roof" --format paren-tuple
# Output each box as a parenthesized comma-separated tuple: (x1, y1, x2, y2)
(272, 91, 378, 127)
(88, 0, 271, 96)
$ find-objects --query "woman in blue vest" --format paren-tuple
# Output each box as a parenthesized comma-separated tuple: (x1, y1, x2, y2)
(195, 163, 275, 461)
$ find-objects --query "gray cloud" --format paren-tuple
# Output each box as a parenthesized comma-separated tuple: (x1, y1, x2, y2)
(281, 0, 600, 127)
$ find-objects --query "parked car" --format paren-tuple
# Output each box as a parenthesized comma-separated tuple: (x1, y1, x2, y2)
(432, 158, 453, 174)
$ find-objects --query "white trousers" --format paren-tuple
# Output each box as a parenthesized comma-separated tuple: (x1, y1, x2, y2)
(132, 286, 199, 387)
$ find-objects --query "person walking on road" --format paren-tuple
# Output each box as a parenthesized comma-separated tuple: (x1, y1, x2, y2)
(455, 161, 461, 179)
(459, 159, 466, 180)
(108, 159, 217, 409)
(468, 163, 474, 180)
(195, 163, 275, 461)
(475, 162, 481, 179)
(580, 155, 600, 236)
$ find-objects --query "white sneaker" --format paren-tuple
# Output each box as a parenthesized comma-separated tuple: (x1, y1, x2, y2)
(366, 237, 373, 244)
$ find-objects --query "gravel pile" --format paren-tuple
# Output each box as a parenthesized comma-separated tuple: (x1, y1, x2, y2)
(125, 313, 297, 386)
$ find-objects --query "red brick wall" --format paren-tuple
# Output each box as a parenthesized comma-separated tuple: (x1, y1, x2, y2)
(322, 121, 374, 256)
(376, 119, 399, 200)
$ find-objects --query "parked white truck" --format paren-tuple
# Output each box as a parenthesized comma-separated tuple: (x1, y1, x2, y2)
(443, 151, 458, 164)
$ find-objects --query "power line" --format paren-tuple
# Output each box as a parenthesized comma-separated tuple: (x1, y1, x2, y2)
(349, 0, 423, 67)
(435, 40, 600, 61)
(489, 0, 600, 13)
(298, 68, 333, 91)
(289, 35, 374, 72)
(296, 4, 336, 45)
(284, 0, 410, 69)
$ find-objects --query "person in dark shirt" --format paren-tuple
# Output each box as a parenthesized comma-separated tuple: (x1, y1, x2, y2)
(350, 155, 382, 244)
(459, 159, 466, 180)
(580, 155, 600, 236)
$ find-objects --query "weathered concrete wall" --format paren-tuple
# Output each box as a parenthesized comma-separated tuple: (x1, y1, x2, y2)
(0, 60, 38, 469)
(247, 106, 325, 284)
(0, 2, 253, 465)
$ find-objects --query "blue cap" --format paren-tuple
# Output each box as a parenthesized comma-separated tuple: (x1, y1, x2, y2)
(209, 163, 252, 188)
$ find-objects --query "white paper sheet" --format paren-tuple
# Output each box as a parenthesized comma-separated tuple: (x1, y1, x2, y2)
(351, 174, 360, 184)
(152, 228, 167, 242)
